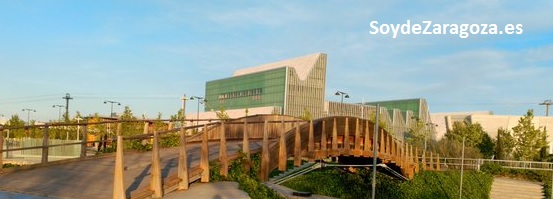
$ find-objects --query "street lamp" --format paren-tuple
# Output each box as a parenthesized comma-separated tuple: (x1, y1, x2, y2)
(22, 108, 37, 125)
(189, 96, 205, 126)
(52, 105, 65, 122)
(103, 100, 121, 118)
(335, 90, 349, 116)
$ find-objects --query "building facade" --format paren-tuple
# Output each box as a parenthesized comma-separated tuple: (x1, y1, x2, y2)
(205, 53, 327, 119)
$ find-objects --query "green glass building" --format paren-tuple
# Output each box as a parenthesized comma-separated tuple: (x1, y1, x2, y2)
(205, 53, 327, 118)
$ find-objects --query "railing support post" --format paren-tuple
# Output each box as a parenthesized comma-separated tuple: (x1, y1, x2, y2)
(429, 151, 434, 171)
(354, 119, 360, 150)
(278, 120, 287, 171)
(80, 124, 88, 158)
(177, 124, 189, 190)
(321, 120, 327, 151)
(42, 125, 49, 164)
(308, 120, 315, 162)
(0, 129, 4, 173)
(113, 123, 126, 199)
(242, 121, 250, 159)
(200, 124, 209, 183)
(364, 120, 371, 152)
(344, 118, 350, 150)
(260, 120, 270, 182)
(294, 121, 301, 167)
(219, 122, 228, 177)
(332, 118, 338, 151)
(151, 130, 163, 198)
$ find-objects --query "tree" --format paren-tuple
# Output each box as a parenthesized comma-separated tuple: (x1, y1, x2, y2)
(406, 119, 427, 149)
(477, 133, 495, 158)
(445, 121, 485, 147)
(512, 109, 548, 161)
(445, 121, 495, 158)
(495, 128, 515, 160)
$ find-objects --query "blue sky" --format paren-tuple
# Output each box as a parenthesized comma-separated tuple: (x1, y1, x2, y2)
(1, 0, 552, 122)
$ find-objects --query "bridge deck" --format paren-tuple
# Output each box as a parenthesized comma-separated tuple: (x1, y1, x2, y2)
(0, 141, 261, 199)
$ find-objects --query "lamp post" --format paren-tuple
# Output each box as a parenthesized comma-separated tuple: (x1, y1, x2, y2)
(22, 108, 36, 125)
(335, 90, 349, 116)
(52, 105, 64, 122)
(103, 100, 121, 118)
(189, 96, 205, 126)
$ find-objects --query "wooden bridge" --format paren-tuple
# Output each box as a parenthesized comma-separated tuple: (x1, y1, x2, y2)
(0, 115, 441, 199)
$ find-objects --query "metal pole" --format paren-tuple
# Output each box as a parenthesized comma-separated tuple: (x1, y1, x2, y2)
(459, 137, 465, 199)
(196, 100, 200, 126)
(371, 104, 380, 199)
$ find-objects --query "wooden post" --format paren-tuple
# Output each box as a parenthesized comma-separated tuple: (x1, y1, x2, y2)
(379, 129, 385, 154)
(80, 124, 88, 158)
(200, 124, 209, 183)
(113, 123, 126, 199)
(429, 151, 434, 171)
(219, 122, 228, 177)
(421, 148, 427, 170)
(168, 122, 173, 131)
(294, 121, 301, 167)
(364, 120, 371, 151)
(0, 129, 4, 173)
(42, 125, 49, 164)
(415, 148, 420, 173)
(242, 121, 250, 159)
(151, 130, 163, 198)
(321, 120, 327, 151)
(354, 119, 360, 150)
(308, 120, 315, 162)
(177, 124, 189, 190)
(344, 118, 350, 150)
(260, 120, 270, 182)
(436, 153, 441, 171)
(332, 118, 338, 151)
(409, 144, 414, 165)
(391, 139, 396, 162)
(278, 120, 287, 171)
(385, 134, 391, 155)
(142, 122, 150, 145)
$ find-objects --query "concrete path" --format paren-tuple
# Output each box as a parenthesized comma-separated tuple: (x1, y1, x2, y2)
(164, 181, 250, 199)
(490, 177, 544, 199)
(0, 141, 262, 199)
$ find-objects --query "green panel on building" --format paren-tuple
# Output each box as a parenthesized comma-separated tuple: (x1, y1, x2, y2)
(365, 98, 422, 119)
(205, 68, 287, 112)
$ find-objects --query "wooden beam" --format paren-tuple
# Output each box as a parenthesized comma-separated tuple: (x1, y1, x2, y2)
(151, 130, 162, 198)
(364, 120, 371, 152)
(177, 123, 189, 190)
(321, 120, 327, 151)
(200, 124, 209, 182)
(219, 122, 228, 177)
(113, 123, 126, 199)
(294, 121, 301, 167)
(344, 118, 350, 150)
(332, 118, 338, 151)
(41, 125, 49, 164)
(278, 120, 287, 171)
(260, 120, 270, 182)
(308, 120, 315, 162)
(242, 121, 250, 159)
(354, 118, 360, 151)
(80, 124, 88, 158)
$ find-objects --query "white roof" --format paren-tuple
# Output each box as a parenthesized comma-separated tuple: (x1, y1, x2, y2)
(233, 53, 324, 81)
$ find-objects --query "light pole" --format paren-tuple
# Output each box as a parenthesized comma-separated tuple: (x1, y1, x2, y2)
(335, 90, 349, 116)
(22, 108, 36, 125)
(52, 105, 64, 122)
(189, 96, 204, 126)
(103, 100, 121, 118)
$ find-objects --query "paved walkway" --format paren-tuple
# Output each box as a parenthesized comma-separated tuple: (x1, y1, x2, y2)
(164, 181, 250, 199)
(0, 141, 262, 199)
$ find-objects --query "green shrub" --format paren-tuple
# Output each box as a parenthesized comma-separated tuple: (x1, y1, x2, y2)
(282, 168, 493, 199)
(209, 152, 284, 199)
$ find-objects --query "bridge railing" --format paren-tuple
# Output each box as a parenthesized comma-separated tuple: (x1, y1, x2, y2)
(436, 157, 553, 171)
